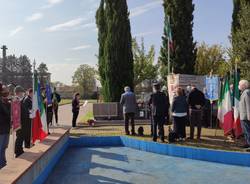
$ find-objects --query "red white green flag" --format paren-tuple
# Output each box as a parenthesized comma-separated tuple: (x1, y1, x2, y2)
(217, 75, 234, 135)
(31, 72, 47, 143)
(165, 15, 174, 51)
(233, 69, 242, 137)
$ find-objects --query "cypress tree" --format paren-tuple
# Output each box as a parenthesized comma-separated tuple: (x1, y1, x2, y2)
(159, 0, 196, 78)
(231, 0, 250, 80)
(96, 0, 134, 102)
(96, 0, 109, 101)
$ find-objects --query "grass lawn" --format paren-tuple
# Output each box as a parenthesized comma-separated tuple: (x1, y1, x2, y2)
(59, 99, 98, 106)
(59, 99, 72, 106)
(70, 124, 246, 152)
(79, 111, 94, 123)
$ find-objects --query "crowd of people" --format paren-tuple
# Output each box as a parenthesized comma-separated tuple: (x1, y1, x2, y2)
(1, 78, 250, 170)
(0, 82, 61, 169)
(120, 80, 250, 150)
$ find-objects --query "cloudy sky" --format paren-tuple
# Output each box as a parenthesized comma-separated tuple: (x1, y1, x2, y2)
(0, 0, 233, 85)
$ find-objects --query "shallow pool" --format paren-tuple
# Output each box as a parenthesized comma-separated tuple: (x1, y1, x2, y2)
(45, 146, 250, 184)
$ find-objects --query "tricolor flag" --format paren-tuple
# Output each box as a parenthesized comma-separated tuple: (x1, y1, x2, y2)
(233, 69, 242, 137)
(217, 75, 234, 135)
(165, 15, 174, 51)
(32, 72, 48, 143)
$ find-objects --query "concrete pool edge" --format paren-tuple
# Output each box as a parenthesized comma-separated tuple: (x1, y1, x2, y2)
(69, 136, 250, 167)
(0, 128, 69, 184)
(1, 134, 250, 184)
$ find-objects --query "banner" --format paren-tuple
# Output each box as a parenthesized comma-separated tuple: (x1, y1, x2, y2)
(167, 74, 205, 104)
(205, 76, 219, 101)
(11, 99, 21, 131)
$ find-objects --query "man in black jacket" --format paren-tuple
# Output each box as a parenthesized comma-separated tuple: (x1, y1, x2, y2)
(149, 82, 169, 142)
(0, 85, 11, 169)
(22, 89, 33, 148)
(187, 85, 205, 140)
(52, 87, 61, 125)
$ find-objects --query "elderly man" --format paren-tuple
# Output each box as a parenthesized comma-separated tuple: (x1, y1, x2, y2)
(120, 86, 137, 135)
(239, 80, 250, 150)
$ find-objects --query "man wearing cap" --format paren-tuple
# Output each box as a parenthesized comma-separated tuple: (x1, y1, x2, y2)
(0, 85, 11, 169)
(120, 86, 137, 135)
(149, 82, 169, 142)
(14, 86, 26, 157)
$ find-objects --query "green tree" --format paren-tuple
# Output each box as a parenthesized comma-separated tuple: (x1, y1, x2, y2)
(37, 62, 50, 87)
(159, 0, 196, 78)
(133, 38, 158, 86)
(195, 43, 231, 77)
(231, 0, 250, 80)
(96, 0, 134, 102)
(18, 55, 32, 89)
(3, 55, 32, 88)
(96, 0, 107, 97)
(72, 64, 97, 98)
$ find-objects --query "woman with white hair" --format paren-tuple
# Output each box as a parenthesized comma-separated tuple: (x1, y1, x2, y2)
(239, 79, 250, 151)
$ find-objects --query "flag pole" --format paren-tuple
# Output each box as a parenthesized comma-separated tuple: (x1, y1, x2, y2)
(167, 15, 171, 75)
(31, 59, 36, 145)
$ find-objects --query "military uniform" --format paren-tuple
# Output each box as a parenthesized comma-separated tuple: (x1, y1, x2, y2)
(149, 90, 169, 142)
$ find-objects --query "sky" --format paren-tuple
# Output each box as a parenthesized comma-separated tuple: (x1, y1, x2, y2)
(0, 0, 233, 85)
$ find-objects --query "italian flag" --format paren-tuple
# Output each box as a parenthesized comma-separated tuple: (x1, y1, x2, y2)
(233, 69, 242, 137)
(31, 72, 48, 143)
(165, 15, 174, 51)
(217, 75, 234, 135)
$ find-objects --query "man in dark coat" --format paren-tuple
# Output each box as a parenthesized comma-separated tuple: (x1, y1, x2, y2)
(21, 88, 33, 148)
(0, 85, 11, 169)
(149, 82, 169, 142)
(52, 87, 61, 125)
(187, 85, 205, 140)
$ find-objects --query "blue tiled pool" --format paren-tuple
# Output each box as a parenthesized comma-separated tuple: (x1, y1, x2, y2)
(45, 146, 250, 184)
(35, 136, 250, 184)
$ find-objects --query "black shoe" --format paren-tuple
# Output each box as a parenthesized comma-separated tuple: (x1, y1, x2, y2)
(48, 132, 51, 135)
(131, 132, 136, 136)
(241, 144, 250, 149)
(15, 151, 24, 158)
(152, 139, 157, 142)
(160, 139, 165, 143)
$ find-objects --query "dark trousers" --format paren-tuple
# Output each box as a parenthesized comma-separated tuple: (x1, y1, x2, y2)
(153, 116, 165, 141)
(0, 134, 9, 169)
(23, 120, 32, 148)
(54, 107, 59, 123)
(47, 111, 53, 133)
(190, 109, 202, 139)
(72, 111, 79, 127)
(173, 116, 186, 139)
(241, 120, 250, 145)
(124, 113, 135, 134)
(15, 129, 24, 157)
(150, 115, 153, 136)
